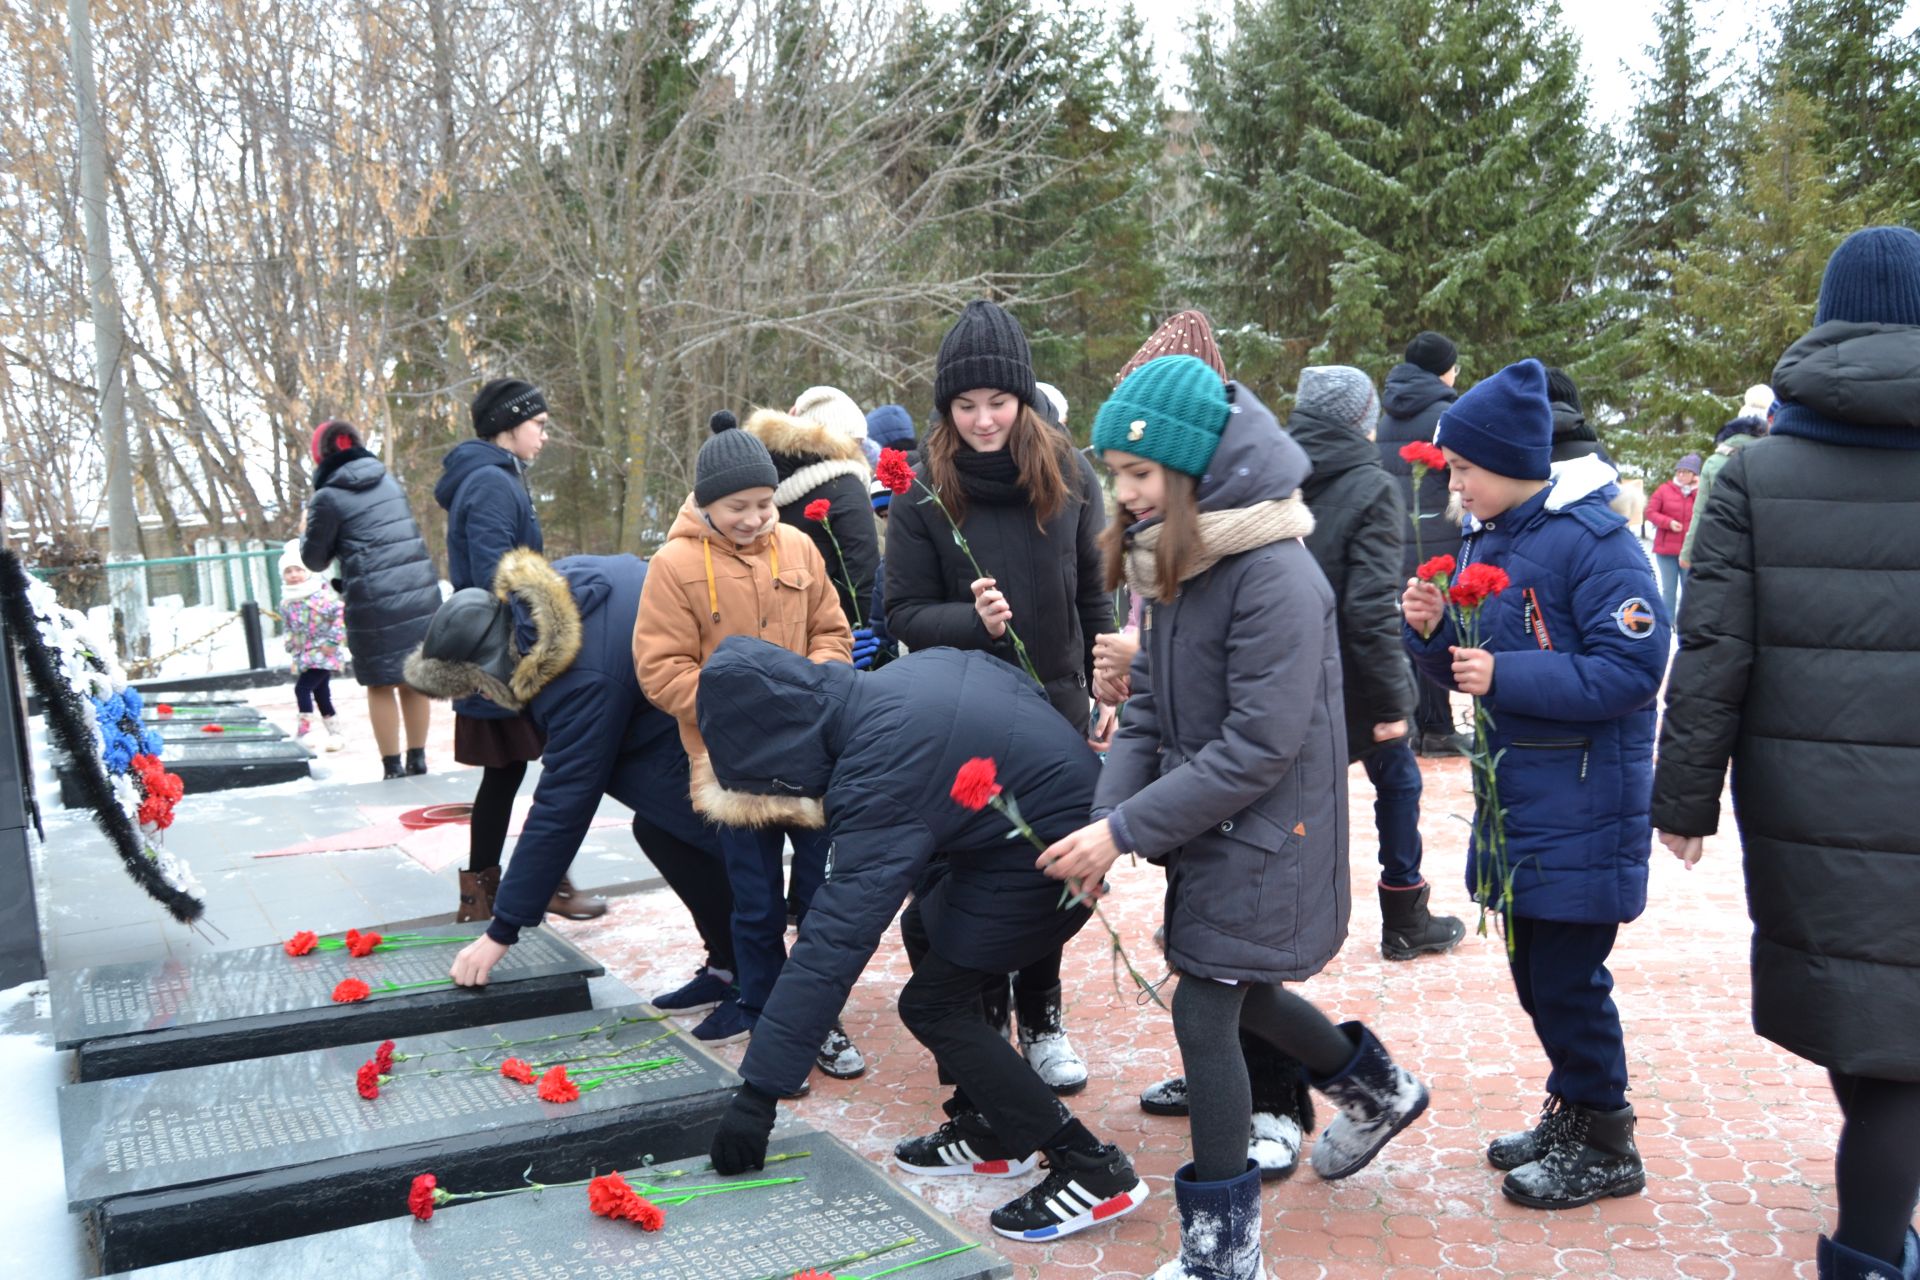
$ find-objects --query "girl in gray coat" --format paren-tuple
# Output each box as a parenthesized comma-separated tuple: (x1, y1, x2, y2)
(1040, 356, 1429, 1280)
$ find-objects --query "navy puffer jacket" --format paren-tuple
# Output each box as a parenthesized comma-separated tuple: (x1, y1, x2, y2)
(436, 438, 544, 720)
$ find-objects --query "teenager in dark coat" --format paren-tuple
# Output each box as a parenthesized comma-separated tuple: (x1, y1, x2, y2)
(1289, 366, 1465, 961)
(1652, 226, 1920, 1279)
(299, 420, 439, 778)
(698, 638, 1147, 1246)
(407, 550, 734, 1014)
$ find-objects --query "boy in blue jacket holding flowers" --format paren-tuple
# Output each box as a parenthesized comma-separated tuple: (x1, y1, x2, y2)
(1400, 358, 1669, 1210)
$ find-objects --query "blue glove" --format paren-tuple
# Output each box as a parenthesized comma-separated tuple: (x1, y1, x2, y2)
(851, 627, 881, 671)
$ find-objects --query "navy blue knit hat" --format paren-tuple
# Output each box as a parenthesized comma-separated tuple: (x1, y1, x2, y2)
(1814, 226, 1920, 326)
(866, 404, 916, 448)
(1435, 358, 1553, 480)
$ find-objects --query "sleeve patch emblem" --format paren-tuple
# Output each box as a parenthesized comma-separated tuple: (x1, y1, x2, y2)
(1612, 597, 1657, 639)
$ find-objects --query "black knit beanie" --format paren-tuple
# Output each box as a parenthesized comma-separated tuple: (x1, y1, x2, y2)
(933, 300, 1039, 420)
(695, 410, 778, 505)
(1405, 331, 1458, 378)
(471, 378, 548, 438)
(1544, 366, 1581, 412)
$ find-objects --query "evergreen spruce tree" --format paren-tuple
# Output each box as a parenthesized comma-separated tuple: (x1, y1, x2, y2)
(1774, 0, 1920, 216)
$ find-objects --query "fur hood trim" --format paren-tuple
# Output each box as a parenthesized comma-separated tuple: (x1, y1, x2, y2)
(400, 548, 581, 713)
(745, 408, 868, 465)
(689, 752, 825, 829)
(772, 457, 870, 508)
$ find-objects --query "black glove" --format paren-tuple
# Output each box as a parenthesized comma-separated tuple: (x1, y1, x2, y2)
(709, 1083, 779, 1174)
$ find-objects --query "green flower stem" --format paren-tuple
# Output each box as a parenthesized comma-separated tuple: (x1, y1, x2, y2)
(647, 1151, 813, 1178)
(428, 1168, 805, 1217)
(820, 522, 865, 628)
(914, 480, 1043, 686)
(389, 1015, 667, 1064)
(748, 1237, 914, 1280)
(855, 1243, 982, 1278)
(1408, 462, 1428, 569)
(641, 1175, 806, 1206)
(575, 1056, 682, 1091)
(375, 977, 459, 994)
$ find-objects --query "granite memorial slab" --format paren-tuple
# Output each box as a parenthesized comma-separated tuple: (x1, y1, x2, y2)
(65, 1002, 740, 1272)
(123, 1129, 1011, 1280)
(53, 921, 604, 1080)
(54, 736, 308, 805)
(149, 720, 286, 744)
(140, 703, 262, 724)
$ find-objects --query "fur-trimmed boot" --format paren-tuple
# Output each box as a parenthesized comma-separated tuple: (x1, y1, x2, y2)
(1150, 1160, 1269, 1280)
(1308, 1022, 1430, 1180)
(1245, 1031, 1313, 1181)
(1501, 1103, 1644, 1209)
(456, 866, 500, 923)
(1016, 982, 1088, 1096)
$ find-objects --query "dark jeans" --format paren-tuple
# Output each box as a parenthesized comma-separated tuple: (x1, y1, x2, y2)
(633, 812, 735, 973)
(1508, 916, 1629, 1111)
(294, 668, 335, 717)
(716, 824, 830, 1016)
(1361, 741, 1424, 887)
(897, 898, 1077, 1159)
(1830, 1070, 1920, 1264)
(1415, 676, 1454, 737)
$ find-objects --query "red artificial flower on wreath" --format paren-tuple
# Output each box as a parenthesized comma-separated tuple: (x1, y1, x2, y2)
(284, 930, 318, 957)
(332, 978, 371, 1003)
(537, 1065, 580, 1103)
(876, 447, 916, 497)
(1448, 563, 1512, 610)
(347, 929, 382, 958)
(356, 1060, 382, 1100)
(500, 1058, 535, 1085)
(1398, 440, 1448, 472)
(1416, 554, 1456, 583)
(408, 1173, 438, 1221)
(587, 1173, 666, 1230)
(949, 757, 1002, 811)
(803, 498, 832, 523)
(374, 1040, 396, 1073)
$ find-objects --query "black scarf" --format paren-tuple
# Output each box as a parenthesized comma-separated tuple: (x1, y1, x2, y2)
(313, 445, 376, 489)
(949, 445, 1027, 506)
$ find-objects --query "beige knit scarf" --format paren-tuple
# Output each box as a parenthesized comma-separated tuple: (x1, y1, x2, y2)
(1124, 495, 1316, 602)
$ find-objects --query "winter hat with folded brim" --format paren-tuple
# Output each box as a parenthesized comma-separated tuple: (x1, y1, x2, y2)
(934, 300, 1039, 420)
(695, 410, 779, 506)
(1812, 224, 1920, 326)
(1677, 453, 1703, 474)
(1295, 365, 1380, 436)
(865, 404, 916, 448)
(1405, 331, 1458, 377)
(1091, 355, 1232, 479)
(1435, 358, 1553, 480)
(791, 386, 868, 443)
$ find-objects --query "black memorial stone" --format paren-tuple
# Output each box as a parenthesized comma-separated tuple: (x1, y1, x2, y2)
(149, 720, 285, 744)
(64, 1003, 740, 1273)
(53, 921, 603, 1080)
(122, 1130, 1012, 1280)
(140, 703, 262, 724)
(54, 736, 308, 805)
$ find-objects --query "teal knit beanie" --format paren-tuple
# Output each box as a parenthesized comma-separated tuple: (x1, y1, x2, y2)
(1091, 355, 1231, 478)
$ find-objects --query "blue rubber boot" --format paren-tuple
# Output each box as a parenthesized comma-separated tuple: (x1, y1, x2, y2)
(1149, 1159, 1267, 1280)
(1817, 1228, 1920, 1280)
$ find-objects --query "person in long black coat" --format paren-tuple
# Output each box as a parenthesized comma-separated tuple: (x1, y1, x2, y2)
(698, 638, 1147, 1246)
(1652, 226, 1920, 1278)
(299, 420, 439, 778)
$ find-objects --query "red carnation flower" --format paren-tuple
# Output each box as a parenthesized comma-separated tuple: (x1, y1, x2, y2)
(156, 703, 174, 716)
(587, 1173, 665, 1229)
(1448, 563, 1512, 609)
(631, 1197, 665, 1231)
(500, 1058, 535, 1084)
(792, 1272, 838, 1280)
(200, 724, 225, 734)
(332, 978, 371, 1003)
(356, 1060, 382, 1100)
(537, 1065, 580, 1103)
(1416, 554, 1456, 583)
(408, 1173, 439, 1221)
(374, 1040, 396, 1073)
(876, 447, 915, 496)
(285, 930, 318, 956)
(1398, 441, 1447, 472)
(803, 498, 832, 522)
(950, 757, 1002, 811)
(347, 929, 382, 958)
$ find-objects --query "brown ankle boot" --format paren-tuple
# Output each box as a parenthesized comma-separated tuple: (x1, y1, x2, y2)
(456, 866, 501, 923)
(546, 875, 607, 920)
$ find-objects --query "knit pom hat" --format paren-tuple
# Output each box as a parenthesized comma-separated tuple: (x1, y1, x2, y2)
(695, 410, 778, 505)
(865, 404, 916, 448)
(1295, 365, 1380, 436)
(1435, 358, 1553, 480)
(471, 378, 547, 438)
(1677, 452, 1703, 474)
(1092, 355, 1232, 478)
(790, 386, 868, 442)
(1405, 331, 1458, 377)
(1813, 225, 1920, 326)
(1738, 384, 1774, 420)
(1114, 310, 1227, 386)
(933, 301, 1038, 420)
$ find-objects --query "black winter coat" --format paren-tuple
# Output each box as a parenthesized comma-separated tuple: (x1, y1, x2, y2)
(885, 445, 1111, 733)
(300, 448, 440, 687)
(1549, 401, 1614, 467)
(1376, 362, 1460, 578)
(698, 640, 1100, 1098)
(435, 438, 544, 720)
(1288, 404, 1416, 758)
(1652, 320, 1920, 1081)
(746, 411, 879, 632)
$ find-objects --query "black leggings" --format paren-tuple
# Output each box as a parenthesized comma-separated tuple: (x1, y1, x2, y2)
(294, 668, 336, 717)
(467, 762, 527, 874)
(1830, 1070, 1920, 1263)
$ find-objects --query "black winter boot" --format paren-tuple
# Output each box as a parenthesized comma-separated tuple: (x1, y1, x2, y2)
(1150, 1160, 1268, 1280)
(1815, 1228, 1920, 1280)
(1379, 881, 1467, 960)
(1488, 1094, 1570, 1171)
(404, 746, 428, 775)
(381, 754, 406, 780)
(1501, 1102, 1645, 1209)
(1307, 1022, 1430, 1180)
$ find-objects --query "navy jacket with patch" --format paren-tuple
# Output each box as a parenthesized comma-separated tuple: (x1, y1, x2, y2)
(436, 438, 544, 720)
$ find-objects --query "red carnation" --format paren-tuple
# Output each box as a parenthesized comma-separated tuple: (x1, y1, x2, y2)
(537, 1065, 580, 1103)
(1448, 563, 1512, 609)
(356, 1060, 382, 1100)
(792, 1272, 838, 1280)
(587, 1173, 665, 1229)
(1399, 441, 1447, 472)
(200, 724, 225, 734)
(803, 498, 832, 522)
(1416, 554, 1456, 583)
(285, 930, 318, 956)
(408, 1173, 439, 1221)
(347, 929, 382, 958)
(156, 703, 174, 716)
(950, 757, 1002, 811)
(332, 978, 371, 1003)
(876, 447, 916, 496)
(374, 1040, 396, 1073)
(500, 1058, 535, 1084)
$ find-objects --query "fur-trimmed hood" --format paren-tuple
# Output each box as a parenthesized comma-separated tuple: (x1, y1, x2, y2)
(745, 408, 871, 507)
(404, 547, 584, 712)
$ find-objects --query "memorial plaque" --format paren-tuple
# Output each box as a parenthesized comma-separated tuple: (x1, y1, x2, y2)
(141, 703, 262, 724)
(124, 1130, 1011, 1280)
(53, 922, 604, 1080)
(65, 1003, 740, 1273)
(54, 737, 308, 805)
(150, 721, 285, 744)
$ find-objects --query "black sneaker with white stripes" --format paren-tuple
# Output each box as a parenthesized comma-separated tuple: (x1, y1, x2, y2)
(893, 1111, 1038, 1179)
(988, 1142, 1148, 1242)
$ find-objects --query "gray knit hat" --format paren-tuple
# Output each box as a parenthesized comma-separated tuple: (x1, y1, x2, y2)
(695, 410, 778, 505)
(933, 300, 1039, 421)
(1296, 365, 1380, 437)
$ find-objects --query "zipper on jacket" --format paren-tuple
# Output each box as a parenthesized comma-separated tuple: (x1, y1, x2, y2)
(1511, 737, 1591, 780)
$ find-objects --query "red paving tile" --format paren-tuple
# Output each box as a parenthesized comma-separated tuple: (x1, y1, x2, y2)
(556, 754, 1846, 1278)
